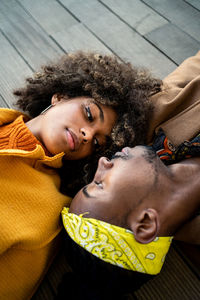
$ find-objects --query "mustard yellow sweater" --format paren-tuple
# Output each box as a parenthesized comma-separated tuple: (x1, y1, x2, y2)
(0, 108, 71, 300)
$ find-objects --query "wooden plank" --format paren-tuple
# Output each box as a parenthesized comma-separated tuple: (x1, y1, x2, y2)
(185, 0, 200, 10)
(0, 31, 32, 107)
(0, 94, 9, 108)
(18, 0, 111, 54)
(135, 246, 200, 299)
(53, 23, 112, 54)
(101, 0, 168, 35)
(145, 23, 200, 65)
(18, 0, 77, 36)
(60, 0, 177, 79)
(0, 0, 63, 71)
(142, 0, 200, 43)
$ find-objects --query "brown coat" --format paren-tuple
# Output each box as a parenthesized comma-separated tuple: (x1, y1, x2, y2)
(148, 51, 200, 146)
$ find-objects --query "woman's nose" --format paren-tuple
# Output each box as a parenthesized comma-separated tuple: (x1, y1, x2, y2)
(80, 127, 93, 143)
(98, 157, 113, 170)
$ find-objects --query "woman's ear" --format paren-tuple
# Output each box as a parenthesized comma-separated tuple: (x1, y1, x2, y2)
(51, 94, 59, 105)
(51, 94, 69, 105)
(128, 209, 159, 244)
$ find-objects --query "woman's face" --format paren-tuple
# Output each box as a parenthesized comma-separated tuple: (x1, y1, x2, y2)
(38, 95, 117, 160)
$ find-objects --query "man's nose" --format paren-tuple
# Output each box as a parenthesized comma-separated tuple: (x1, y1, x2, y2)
(98, 157, 113, 170)
(80, 127, 94, 144)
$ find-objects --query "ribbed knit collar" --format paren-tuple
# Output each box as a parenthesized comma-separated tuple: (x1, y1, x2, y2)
(0, 114, 47, 153)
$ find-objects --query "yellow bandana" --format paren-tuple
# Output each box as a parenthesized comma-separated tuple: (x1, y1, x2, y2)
(62, 207, 172, 275)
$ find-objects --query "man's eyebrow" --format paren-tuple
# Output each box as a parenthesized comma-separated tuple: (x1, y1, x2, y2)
(94, 102, 104, 122)
(82, 186, 94, 198)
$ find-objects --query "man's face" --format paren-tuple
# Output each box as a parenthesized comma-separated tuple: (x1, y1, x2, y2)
(70, 146, 164, 228)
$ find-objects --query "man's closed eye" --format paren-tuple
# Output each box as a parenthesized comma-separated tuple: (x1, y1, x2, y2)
(94, 181, 103, 189)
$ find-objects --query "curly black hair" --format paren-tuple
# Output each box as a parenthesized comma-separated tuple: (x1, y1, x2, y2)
(14, 51, 162, 196)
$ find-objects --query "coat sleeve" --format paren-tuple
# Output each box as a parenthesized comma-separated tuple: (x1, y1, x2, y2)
(147, 51, 200, 145)
(164, 50, 200, 89)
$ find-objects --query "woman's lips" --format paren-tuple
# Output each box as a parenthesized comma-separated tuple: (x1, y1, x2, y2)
(66, 129, 79, 151)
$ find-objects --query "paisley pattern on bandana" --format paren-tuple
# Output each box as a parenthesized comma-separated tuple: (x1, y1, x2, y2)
(62, 207, 172, 275)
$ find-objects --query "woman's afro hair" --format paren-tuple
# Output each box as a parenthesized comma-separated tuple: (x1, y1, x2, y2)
(14, 51, 162, 195)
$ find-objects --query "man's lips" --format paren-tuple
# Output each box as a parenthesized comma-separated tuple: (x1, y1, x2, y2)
(66, 129, 79, 151)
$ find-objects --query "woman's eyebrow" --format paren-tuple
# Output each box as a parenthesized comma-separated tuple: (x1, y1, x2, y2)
(94, 102, 104, 122)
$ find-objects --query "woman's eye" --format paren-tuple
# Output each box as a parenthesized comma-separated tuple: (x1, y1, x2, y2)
(85, 106, 93, 122)
(94, 181, 103, 189)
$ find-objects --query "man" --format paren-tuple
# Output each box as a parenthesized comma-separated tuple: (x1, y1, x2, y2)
(58, 144, 199, 299)
(66, 145, 200, 245)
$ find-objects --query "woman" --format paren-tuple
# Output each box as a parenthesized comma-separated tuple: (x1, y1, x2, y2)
(15, 51, 161, 195)
(0, 51, 161, 299)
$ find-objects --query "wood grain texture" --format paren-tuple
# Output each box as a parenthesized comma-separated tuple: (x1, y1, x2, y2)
(145, 23, 200, 65)
(135, 246, 200, 300)
(0, 94, 8, 108)
(19, 0, 111, 55)
(101, 0, 168, 35)
(185, 0, 200, 10)
(0, 0, 63, 71)
(143, 0, 200, 43)
(53, 23, 112, 54)
(0, 31, 32, 106)
(18, 0, 78, 36)
(60, 0, 177, 78)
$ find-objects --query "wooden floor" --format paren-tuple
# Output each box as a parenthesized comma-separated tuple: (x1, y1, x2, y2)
(1, 0, 200, 109)
(0, 0, 200, 299)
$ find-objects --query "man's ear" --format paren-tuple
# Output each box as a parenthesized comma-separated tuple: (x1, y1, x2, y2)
(129, 209, 159, 244)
